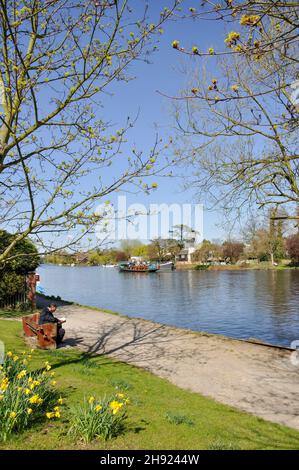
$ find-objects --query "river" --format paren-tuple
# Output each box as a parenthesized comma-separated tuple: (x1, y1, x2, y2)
(38, 264, 299, 347)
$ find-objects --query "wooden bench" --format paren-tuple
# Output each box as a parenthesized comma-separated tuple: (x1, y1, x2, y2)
(22, 313, 57, 350)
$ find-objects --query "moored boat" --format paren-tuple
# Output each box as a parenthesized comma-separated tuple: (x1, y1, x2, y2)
(159, 261, 175, 271)
(118, 262, 159, 273)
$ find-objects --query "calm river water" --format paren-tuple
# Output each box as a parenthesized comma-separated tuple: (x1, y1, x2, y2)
(38, 265, 299, 347)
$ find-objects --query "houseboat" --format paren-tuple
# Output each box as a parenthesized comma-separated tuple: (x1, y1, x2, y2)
(118, 262, 159, 273)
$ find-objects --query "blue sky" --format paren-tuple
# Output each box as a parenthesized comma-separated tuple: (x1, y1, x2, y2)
(95, 1, 230, 242)
(1, 1, 235, 245)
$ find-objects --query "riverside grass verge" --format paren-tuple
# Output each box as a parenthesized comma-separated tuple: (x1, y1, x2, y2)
(1, 319, 299, 449)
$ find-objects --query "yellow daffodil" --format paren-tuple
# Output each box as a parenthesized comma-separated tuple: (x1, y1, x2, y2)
(95, 405, 102, 412)
(46, 412, 54, 419)
(13, 355, 19, 362)
(88, 396, 95, 404)
(24, 388, 31, 395)
(0, 377, 9, 392)
(9, 411, 17, 419)
(6, 352, 12, 357)
(57, 398, 64, 405)
(51, 380, 57, 386)
(29, 394, 43, 405)
(109, 400, 123, 415)
(16, 370, 27, 380)
(27, 408, 33, 415)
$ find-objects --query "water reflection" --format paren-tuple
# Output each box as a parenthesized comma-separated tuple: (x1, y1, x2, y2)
(38, 265, 299, 347)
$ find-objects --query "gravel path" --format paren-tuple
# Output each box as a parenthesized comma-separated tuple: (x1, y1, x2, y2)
(38, 299, 299, 431)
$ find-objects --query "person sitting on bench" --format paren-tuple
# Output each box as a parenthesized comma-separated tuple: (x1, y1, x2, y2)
(39, 303, 66, 344)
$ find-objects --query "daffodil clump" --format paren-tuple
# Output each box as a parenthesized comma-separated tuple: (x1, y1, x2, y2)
(0, 352, 62, 442)
(68, 393, 130, 443)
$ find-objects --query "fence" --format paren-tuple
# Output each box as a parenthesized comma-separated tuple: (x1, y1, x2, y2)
(0, 291, 28, 309)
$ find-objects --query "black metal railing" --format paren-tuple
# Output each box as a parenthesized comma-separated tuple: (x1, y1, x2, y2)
(0, 290, 28, 309)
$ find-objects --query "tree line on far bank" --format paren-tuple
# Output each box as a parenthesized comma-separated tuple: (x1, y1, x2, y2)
(44, 219, 299, 267)
(43, 238, 183, 266)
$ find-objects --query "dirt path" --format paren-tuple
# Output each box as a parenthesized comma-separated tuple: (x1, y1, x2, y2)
(52, 303, 299, 430)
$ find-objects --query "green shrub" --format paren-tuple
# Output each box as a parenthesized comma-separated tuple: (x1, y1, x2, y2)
(0, 272, 26, 300)
(0, 230, 39, 275)
(0, 230, 40, 301)
(259, 253, 269, 262)
(194, 264, 209, 270)
(68, 393, 129, 442)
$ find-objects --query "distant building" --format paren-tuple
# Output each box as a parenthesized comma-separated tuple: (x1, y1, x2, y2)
(176, 249, 189, 262)
(175, 243, 197, 263)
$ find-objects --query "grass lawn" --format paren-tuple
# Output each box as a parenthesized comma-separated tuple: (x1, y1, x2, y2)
(0, 316, 299, 450)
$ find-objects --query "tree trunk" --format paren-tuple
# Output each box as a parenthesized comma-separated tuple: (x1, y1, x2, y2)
(270, 252, 274, 266)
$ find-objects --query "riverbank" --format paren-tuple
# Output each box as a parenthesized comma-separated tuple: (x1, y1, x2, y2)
(16, 299, 299, 432)
(42, 261, 298, 271)
(1, 318, 299, 449)
(176, 262, 298, 271)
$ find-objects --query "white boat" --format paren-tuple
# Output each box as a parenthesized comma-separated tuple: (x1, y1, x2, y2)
(159, 261, 175, 271)
(102, 264, 117, 268)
